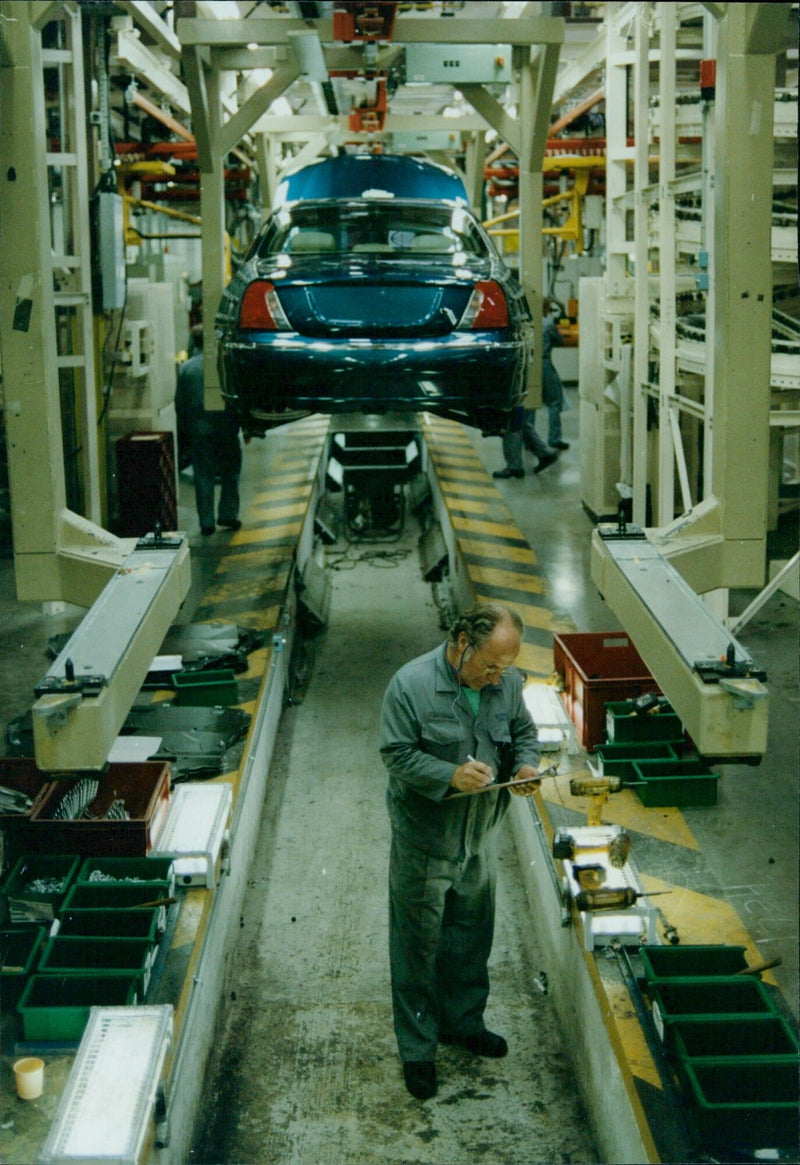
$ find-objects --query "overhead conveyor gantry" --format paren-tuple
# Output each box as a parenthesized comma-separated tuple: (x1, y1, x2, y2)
(175, 9, 564, 415)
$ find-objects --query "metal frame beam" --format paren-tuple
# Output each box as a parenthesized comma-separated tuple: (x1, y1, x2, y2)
(176, 16, 564, 49)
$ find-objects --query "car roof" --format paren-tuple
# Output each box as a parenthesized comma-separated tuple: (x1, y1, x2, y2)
(272, 154, 470, 209)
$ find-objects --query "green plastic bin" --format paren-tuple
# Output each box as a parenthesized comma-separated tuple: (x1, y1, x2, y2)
(648, 976, 778, 1050)
(38, 934, 154, 976)
(631, 758, 720, 807)
(17, 972, 141, 1041)
(57, 907, 162, 941)
(77, 856, 175, 895)
(682, 1056, 799, 1151)
(605, 699, 683, 744)
(639, 944, 748, 981)
(63, 880, 173, 936)
(670, 1014, 799, 1061)
(2, 854, 81, 923)
(0, 927, 46, 977)
(172, 668, 238, 706)
(62, 880, 172, 912)
(595, 741, 678, 782)
(0, 927, 46, 1004)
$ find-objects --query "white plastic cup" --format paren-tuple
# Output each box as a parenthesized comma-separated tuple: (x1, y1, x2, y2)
(13, 1057, 44, 1100)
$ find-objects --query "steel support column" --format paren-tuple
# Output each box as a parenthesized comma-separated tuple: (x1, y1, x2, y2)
(0, 1, 127, 604)
(709, 3, 776, 584)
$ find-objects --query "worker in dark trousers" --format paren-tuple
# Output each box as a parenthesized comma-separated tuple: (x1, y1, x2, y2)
(542, 297, 569, 451)
(494, 297, 568, 479)
(494, 406, 558, 479)
(175, 327, 243, 536)
(379, 603, 542, 1100)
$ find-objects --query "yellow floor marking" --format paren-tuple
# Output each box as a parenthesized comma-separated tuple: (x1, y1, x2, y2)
(637, 874, 778, 982)
(469, 563, 547, 595)
(434, 468, 497, 485)
(458, 537, 539, 566)
(476, 596, 562, 634)
(172, 891, 215, 1033)
(239, 646, 270, 680)
(515, 643, 557, 676)
(451, 515, 526, 540)
(201, 569, 291, 606)
(170, 887, 209, 949)
(247, 500, 310, 522)
(541, 774, 701, 851)
(232, 522, 302, 547)
(439, 494, 494, 517)
(438, 481, 499, 499)
(250, 486, 313, 504)
(215, 547, 297, 573)
(426, 443, 470, 457)
(604, 978, 663, 1091)
(214, 603, 281, 632)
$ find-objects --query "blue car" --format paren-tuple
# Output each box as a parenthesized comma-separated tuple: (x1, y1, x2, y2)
(215, 155, 533, 436)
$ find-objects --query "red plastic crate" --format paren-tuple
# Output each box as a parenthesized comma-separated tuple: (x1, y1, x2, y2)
(0, 758, 52, 837)
(26, 762, 171, 857)
(553, 632, 661, 750)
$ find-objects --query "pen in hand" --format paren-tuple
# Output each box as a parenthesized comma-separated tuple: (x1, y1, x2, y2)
(467, 754, 492, 780)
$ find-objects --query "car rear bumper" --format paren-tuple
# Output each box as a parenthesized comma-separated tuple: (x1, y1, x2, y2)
(220, 331, 525, 416)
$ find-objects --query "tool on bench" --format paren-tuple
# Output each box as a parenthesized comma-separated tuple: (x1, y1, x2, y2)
(568, 774, 642, 826)
(553, 826, 632, 869)
(622, 693, 673, 716)
(737, 956, 783, 976)
(448, 761, 560, 799)
(573, 864, 607, 890)
(574, 887, 672, 912)
(571, 774, 622, 796)
(570, 775, 639, 796)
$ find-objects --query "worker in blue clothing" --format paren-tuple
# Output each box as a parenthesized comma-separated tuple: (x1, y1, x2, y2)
(493, 297, 568, 479)
(175, 327, 243, 536)
(541, 296, 570, 452)
(379, 603, 543, 1100)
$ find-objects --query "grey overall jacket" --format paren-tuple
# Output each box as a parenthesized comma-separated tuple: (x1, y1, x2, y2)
(379, 643, 540, 862)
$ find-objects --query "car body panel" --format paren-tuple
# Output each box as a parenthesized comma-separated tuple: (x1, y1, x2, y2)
(216, 156, 532, 435)
(273, 153, 469, 208)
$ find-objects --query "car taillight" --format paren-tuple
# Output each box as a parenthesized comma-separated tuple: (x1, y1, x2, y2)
(457, 281, 509, 330)
(239, 280, 291, 330)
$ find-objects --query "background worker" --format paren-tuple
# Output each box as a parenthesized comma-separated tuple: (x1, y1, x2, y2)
(379, 603, 542, 1100)
(493, 297, 568, 479)
(175, 326, 243, 536)
(493, 407, 558, 479)
(542, 297, 569, 452)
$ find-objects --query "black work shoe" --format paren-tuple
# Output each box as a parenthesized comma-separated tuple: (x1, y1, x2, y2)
(534, 452, 558, 474)
(403, 1061, 437, 1099)
(553, 441, 570, 450)
(465, 1029, 508, 1057)
(218, 519, 241, 531)
(440, 1029, 508, 1057)
(200, 525, 215, 536)
(492, 467, 524, 479)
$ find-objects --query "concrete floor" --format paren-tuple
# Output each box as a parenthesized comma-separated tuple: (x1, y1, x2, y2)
(0, 389, 797, 1163)
(190, 522, 599, 1164)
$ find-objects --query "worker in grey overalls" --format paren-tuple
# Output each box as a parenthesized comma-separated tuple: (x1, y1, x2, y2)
(379, 602, 541, 1100)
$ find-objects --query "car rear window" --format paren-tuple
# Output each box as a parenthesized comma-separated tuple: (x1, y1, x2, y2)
(255, 203, 491, 260)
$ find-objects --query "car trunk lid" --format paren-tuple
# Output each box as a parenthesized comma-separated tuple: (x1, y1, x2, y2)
(267, 261, 480, 337)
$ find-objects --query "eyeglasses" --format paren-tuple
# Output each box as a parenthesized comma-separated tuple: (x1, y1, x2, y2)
(471, 647, 513, 677)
